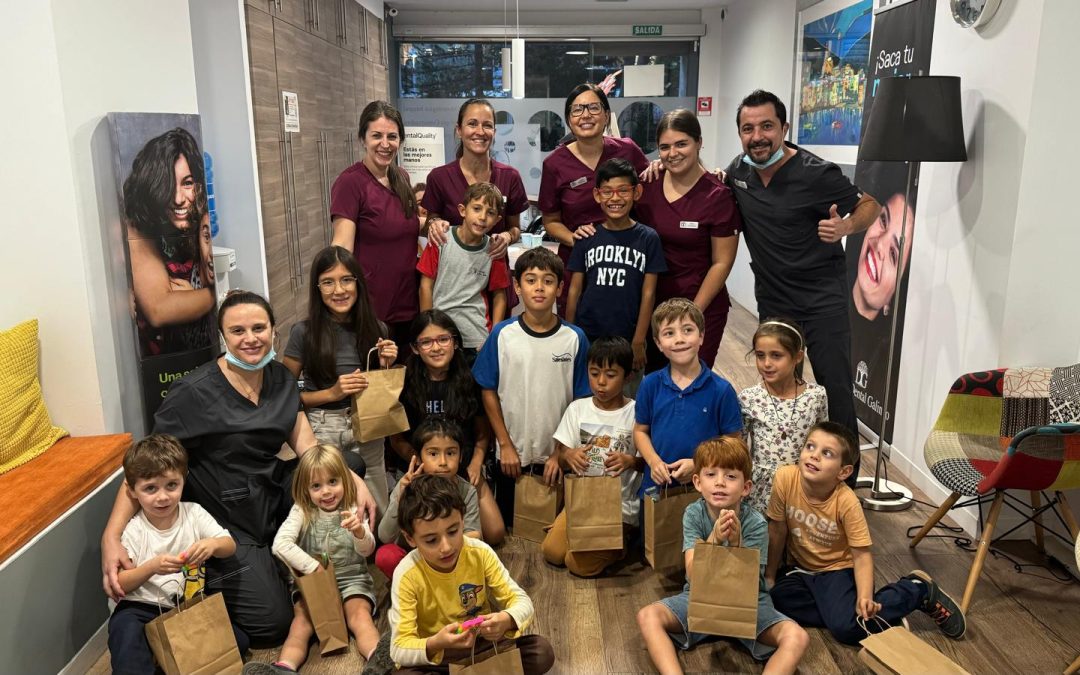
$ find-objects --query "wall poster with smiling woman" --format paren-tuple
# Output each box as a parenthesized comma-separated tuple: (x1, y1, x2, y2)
(107, 113, 218, 428)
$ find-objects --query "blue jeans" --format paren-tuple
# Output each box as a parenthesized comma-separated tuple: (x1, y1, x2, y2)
(108, 599, 249, 674)
(770, 567, 926, 645)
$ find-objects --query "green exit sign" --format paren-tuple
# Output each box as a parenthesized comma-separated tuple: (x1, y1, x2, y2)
(633, 25, 663, 36)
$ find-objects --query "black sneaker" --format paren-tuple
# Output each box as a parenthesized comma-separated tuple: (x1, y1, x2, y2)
(362, 632, 395, 675)
(906, 569, 966, 639)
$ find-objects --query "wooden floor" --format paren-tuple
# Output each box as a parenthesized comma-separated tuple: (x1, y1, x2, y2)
(87, 301, 1080, 674)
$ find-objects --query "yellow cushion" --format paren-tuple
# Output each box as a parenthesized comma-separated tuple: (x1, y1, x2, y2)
(0, 320, 68, 475)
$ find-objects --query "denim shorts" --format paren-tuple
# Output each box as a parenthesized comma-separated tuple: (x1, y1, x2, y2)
(656, 587, 790, 661)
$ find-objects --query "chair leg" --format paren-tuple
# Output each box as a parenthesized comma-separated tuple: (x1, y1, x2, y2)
(1057, 491, 1080, 541)
(961, 491, 1005, 613)
(1031, 490, 1046, 552)
(1065, 652, 1080, 675)
(910, 492, 961, 548)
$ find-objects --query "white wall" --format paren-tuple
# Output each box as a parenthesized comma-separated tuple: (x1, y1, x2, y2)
(702, 0, 797, 316)
(0, 2, 107, 435)
(190, 0, 269, 297)
(0, 0, 202, 437)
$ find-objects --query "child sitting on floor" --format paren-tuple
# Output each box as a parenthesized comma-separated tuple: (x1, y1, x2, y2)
(637, 437, 808, 675)
(542, 336, 642, 577)
(389, 474, 555, 674)
(265, 445, 379, 672)
(766, 422, 966, 645)
(377, 417, 484, 580)
(108, 434, 244, 675)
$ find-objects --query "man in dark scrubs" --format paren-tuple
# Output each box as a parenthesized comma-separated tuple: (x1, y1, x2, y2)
(725, 90, 881, 479)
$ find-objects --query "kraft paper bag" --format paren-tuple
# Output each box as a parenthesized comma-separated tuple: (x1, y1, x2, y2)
(643, 485, 698, 571)
(449, 640, 525, 675)
(686, 542, 760, 639)
(513, 473, 562, 543)
(564, 474, 623, 552)
(351, 347, 408, 443)
(859, 625, 971, 675)
(294, 558, 350, 655)
(144, 592, 243, 675)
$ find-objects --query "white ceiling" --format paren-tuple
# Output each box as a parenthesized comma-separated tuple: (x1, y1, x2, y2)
(387, 0, 726, 11)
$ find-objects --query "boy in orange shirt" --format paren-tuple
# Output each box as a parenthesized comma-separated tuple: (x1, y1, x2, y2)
(765, 422, 966, 645)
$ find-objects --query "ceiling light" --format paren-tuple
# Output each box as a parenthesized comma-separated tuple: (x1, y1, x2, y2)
(566, 50, 588, 55)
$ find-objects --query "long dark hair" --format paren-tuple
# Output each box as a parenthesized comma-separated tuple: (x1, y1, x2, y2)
(402, 310, 479, 422)
(123, 128, 207, 238)
(303, 246, 382, 385)
(358, 100, 417, 218)
(455, 98, 495, 159)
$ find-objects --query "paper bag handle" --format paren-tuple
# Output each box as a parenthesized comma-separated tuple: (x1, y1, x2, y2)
(465, 637, 501, 665)
(152, 579, 188, 615)
(857, 614, 892, 637)
(366, 345, 390, 371)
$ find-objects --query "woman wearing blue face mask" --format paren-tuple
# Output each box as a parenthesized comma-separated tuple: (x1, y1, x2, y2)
(100, 290, 378, 648)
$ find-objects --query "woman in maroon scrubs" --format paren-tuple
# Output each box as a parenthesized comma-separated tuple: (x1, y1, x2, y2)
(422, 98, 529, 257)
(538, 83, 649, 314)
(635, 109, 741, 369)
(331, 100, 421, 350)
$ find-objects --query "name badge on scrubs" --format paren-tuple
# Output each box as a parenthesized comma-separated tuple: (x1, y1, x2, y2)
(569, 176, 589, 189)
(733, 179, 748, 189)
(679, 220, 699, 230)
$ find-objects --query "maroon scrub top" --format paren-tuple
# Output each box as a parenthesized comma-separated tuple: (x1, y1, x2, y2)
(420, 159, 529, 233)
(538, 135, 648, 308)
(330, 162, 420, 324)
(635, 171, 742, 363)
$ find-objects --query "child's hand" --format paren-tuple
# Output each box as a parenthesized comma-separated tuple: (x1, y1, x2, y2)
(709, 509, 741, 547)
(376, 338, 398, 368)
(668, 458, 696, 483)
(500, 444, 522, 479)
(429, 621, 477, 652)
(632, 340, 647, 371)
(467, 453, 485, 489)
(182, 539, 216, 568)
(399, 456, 424, 490)
(331, 369, 368, 399)
(604, 452, 635, 477)
(542, 453, 563, 487)
(477, 611, 515, 640)
(151, 553, 186, 576)
(564, 444, 592, 475)
(648, 459, 672, 486)
(856, 596, 881, 620)
(340, 509, 367, 538)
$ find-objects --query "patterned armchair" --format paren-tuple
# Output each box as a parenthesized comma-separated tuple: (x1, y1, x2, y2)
(910, 365, 1080, 613)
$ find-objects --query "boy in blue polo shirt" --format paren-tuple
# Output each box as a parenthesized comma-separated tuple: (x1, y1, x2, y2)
(634, 298, 742, 494)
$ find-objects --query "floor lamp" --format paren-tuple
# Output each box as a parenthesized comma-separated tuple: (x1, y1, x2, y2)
(855, 75, 968, 511)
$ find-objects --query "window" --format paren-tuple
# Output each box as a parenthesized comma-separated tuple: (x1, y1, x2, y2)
(398, 40, 697, 100)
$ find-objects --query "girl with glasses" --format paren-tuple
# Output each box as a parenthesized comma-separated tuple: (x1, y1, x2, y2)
(388, 310, 505, 548)
(283, 245, 398, 519)
(538, 82, 649, 316)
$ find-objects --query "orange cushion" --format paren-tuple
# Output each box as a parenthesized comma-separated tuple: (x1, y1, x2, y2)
(0, 433, 131, 564)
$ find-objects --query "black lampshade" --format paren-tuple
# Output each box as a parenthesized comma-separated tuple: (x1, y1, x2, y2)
(859, 76, 967, 162)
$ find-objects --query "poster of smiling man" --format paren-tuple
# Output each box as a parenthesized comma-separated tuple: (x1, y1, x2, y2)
(107, 113, 217, 428)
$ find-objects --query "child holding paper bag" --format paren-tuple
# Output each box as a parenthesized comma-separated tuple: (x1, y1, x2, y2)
(542, 337, 642, 577)
(637, 437, 808, 674)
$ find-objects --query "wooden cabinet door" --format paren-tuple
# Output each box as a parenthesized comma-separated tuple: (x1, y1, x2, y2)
(309, 0, 337, 43)
(363, 8, 385, 66)
(269, 0, 310, 33)
(342, 0, 365, 55)
(246, 7, 299, 331)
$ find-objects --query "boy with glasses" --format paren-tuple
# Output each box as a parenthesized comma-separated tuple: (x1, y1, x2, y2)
(566, 158, 666, 380)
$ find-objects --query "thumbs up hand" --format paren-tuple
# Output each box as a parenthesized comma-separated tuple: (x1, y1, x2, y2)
(817, 203, 850, 243)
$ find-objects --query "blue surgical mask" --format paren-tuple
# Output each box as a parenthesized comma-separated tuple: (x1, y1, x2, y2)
(224, 346, 277, 371)
(743, 146, 784, 170)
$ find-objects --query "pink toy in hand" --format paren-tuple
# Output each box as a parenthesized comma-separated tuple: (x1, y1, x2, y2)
(455, 616, 485, 634)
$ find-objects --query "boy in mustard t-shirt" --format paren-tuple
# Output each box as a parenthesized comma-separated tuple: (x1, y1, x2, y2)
(388, 474, 555, 674)
(765, 422, 967, 645)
